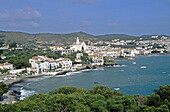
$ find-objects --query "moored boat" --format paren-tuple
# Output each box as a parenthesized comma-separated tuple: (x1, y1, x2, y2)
(114, 88, 120, 91)
(140, 66, 147, 69)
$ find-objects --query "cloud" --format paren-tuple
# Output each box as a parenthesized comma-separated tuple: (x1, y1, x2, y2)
(0, 8, 42, 21)
(107, 22, 121, 26)
(29, 21, 40, 28)
(6, 23, 20, 27)
(80, 20, 92, 26)
(69, 0, 99, 4)
(0, 21, 40, 29)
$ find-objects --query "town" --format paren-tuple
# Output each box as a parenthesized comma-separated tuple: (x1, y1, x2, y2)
(0, 35, 170, 85)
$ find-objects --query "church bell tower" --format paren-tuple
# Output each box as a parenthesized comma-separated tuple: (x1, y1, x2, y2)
(76, 37, 79, 45)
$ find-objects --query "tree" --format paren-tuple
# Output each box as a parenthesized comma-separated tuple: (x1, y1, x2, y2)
(0, 82, 8, 96)
(147, 94, 161, 107)
(9, 42, 17, 48)
(153, 85, 170, 102)
(0, 41, 4, 47)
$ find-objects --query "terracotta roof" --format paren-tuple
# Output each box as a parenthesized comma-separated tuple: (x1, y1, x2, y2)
(32, 57, 38, 60)
(3, 62, 12, 65)
(35, 62, 40, 64)
(62, 58, 70, 61)
(75, 58, 81, 60)
(45, 58, 54, 61)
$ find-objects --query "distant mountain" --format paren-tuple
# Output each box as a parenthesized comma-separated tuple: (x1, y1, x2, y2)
(0, 31, 168, 45)
(0, 31, 97, 45)
(98, 34, 169, 41)
(97, 34, 138, 40)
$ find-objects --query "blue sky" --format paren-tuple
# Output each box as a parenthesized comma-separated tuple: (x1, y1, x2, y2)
(0, 0, 170, 36)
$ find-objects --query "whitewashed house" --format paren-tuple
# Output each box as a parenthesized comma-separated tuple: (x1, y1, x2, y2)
(56, 58, 72, 70)
(88, 54, 104, 66)
(0, 62, 14, 70)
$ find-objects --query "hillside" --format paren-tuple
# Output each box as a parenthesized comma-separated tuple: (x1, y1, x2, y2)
(0, 31, 168, 45)
(0, 31, 97, 45)
(97, 34, 138, 40)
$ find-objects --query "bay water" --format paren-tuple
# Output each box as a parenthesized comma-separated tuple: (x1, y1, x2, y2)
(9, 55, 170, 99)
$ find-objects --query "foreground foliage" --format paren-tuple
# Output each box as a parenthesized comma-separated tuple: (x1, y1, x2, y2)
(0, 82, 8, 96)
(0, 85, 169, 112)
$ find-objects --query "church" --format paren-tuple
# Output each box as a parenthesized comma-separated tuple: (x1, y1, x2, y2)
(70, 37, 87, 52)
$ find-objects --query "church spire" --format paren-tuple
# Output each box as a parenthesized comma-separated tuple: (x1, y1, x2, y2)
(76, 37, 79, 45)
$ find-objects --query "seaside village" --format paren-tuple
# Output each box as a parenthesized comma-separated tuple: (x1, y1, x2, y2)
(1, 36, 170, 82)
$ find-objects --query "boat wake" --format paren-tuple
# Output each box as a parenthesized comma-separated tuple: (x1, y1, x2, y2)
(113, 65, 127, 68)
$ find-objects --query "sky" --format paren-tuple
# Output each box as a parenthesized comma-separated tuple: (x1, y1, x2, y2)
(0, 0, 170, 36)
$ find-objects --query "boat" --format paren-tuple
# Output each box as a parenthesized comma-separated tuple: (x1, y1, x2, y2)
(133, 62, 136, 64)
(140, 66, 147, 69)
(114, 88, 120, 91)
(94, 81, 100, 84)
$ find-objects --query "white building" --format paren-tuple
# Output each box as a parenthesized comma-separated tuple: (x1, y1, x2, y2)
(0, 62, 14, 70)
(56, 58, 72, 70)
(88, 54, 104, 66)
(70, 37, 87, 52)
(29, 56, 72, 74)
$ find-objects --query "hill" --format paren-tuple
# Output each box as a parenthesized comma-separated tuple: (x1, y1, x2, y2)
(97, 34, 138, 40)
(0, 31, 169, 45)
(0, 31, 97, 45)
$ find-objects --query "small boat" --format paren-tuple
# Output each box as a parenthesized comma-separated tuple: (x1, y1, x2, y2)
(140, 66, 147, 69)
(133, 62, 136, 64)
(94, 81, 100, 84)
(168, 74, 170, 77)
(162, 72, 166, 74)
(114, 88, 120, 91)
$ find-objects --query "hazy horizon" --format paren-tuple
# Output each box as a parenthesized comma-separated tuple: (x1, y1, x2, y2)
(0, 0, 170, 36)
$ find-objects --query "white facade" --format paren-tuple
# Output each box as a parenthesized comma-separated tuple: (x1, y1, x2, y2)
(0, 62, 14, 70)
(70, 37, 87, 52)
(29, 56, 72, 74)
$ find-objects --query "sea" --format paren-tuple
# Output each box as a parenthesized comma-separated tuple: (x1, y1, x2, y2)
(9, 55, 170, 100)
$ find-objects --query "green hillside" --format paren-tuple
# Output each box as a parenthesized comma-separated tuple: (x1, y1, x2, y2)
(0, 31, 168, 45)
(0, 31, 97, 45)
(97, 34, 138, 40)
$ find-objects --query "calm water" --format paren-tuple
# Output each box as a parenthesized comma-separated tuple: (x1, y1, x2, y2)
(10, 55, 170, 99)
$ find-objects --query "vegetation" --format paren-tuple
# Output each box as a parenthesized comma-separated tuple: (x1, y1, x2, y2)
(0, 31, 166, 46)
(0, 41, 4, 47)
(9, 42, 17, 48)
(0, 69, 10, 74)
(97, 34, 138, 41)
(0, 82, 8, 96)
(0, 85, 169, 111)
(0, 31, 97, 45)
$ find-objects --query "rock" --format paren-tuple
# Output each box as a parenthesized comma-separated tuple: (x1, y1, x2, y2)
(13, 89, 21, 95)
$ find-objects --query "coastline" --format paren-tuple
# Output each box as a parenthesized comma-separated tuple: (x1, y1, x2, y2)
(1, 54, 169, 104)
(0, 66, 88, 104)
(5, 65, 104, 87)
(5, 53, 169, 87)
